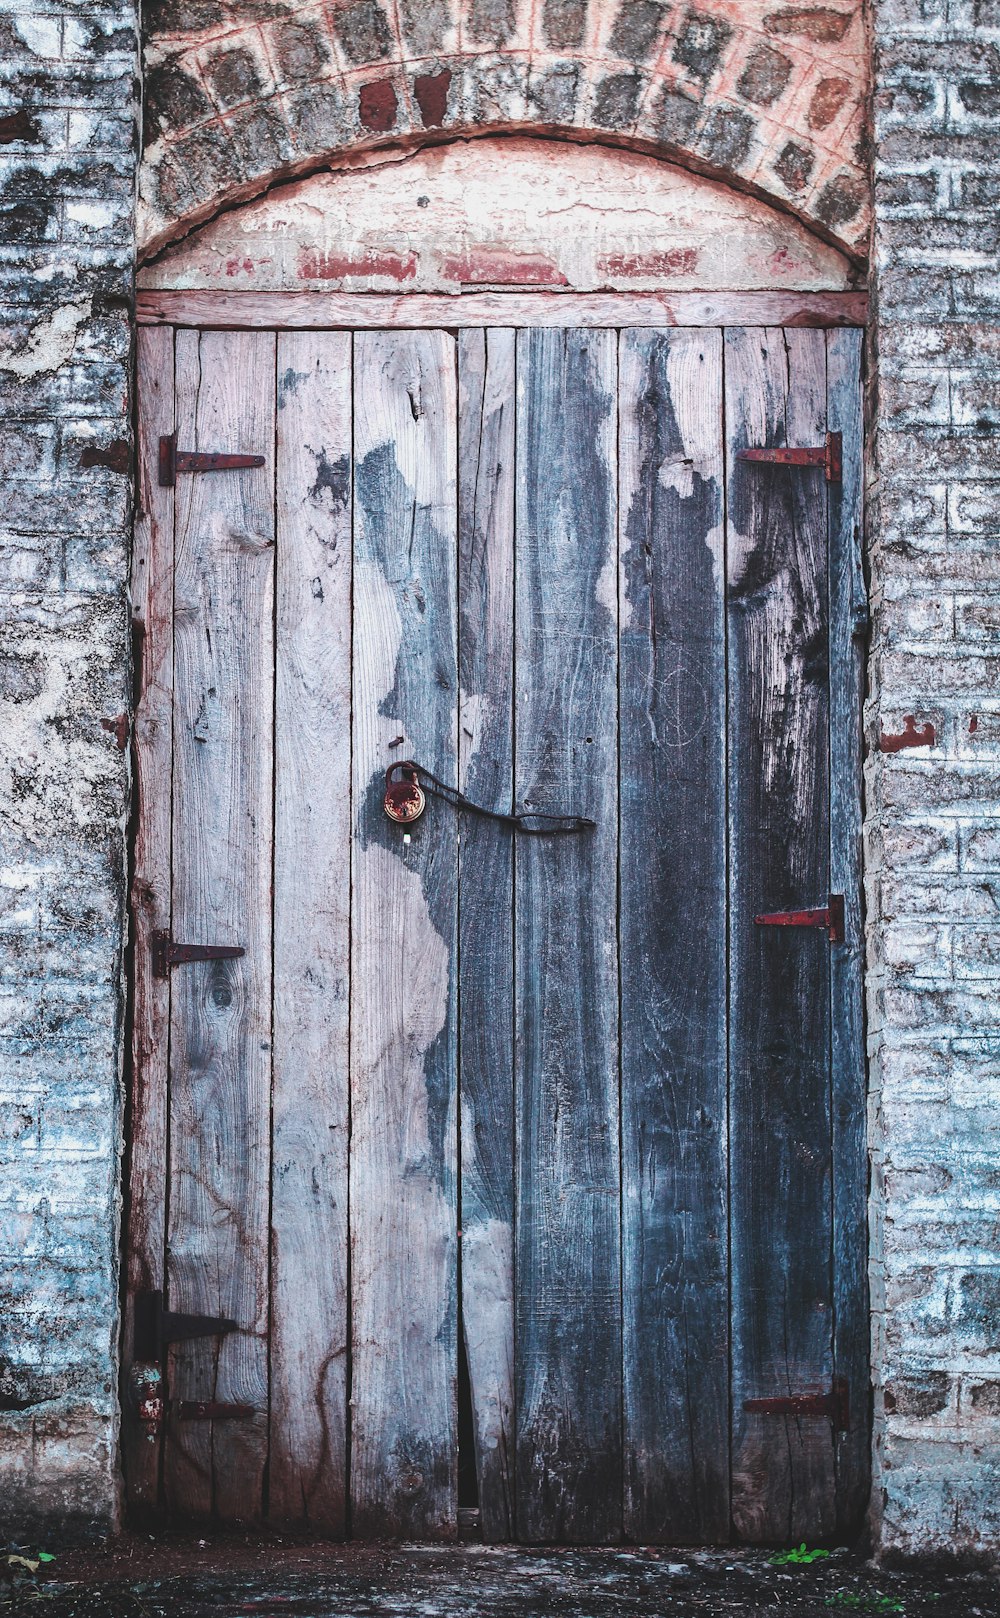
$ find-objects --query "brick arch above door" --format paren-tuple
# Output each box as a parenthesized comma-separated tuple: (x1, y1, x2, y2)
(139, 0, 871, 261)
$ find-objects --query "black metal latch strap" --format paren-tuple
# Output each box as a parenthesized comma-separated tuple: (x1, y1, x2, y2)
(737, 430, 842, 484)
(152, 930, 245, 979)
(134, 1290, 238, 1359)
(159, 432, 265, 488)
(385, 760, 595, 835)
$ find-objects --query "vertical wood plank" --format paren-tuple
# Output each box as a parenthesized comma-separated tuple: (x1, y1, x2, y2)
(125, 325, 175, 1516)
(457, 328, 516, 1542)
(514, 327, 621, 1544)
(166, 328, 276, 1522)
(350, 329, 459, 1539)
(269, 332, 352, 1531)
(827, 328, 870, 1535)
(618, 328, 730, 1543)
(726, 326, 835, 1544)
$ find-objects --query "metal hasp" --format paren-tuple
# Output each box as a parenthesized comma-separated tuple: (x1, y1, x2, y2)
(152, 929, 245, 979)
(754, 893, 845, 944)
(134, 1290, 238, 1360)
(158, 431, 265, 488)
(737, 430, 842, 484)
(744, 1377, 851, 1433)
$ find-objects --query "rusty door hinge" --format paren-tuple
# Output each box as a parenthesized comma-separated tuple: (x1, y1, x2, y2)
(737, 431, 841, 484)
(177, 1400, 256, 1421)
(128, 1366, 255, 1440)
(131, 1293, 246, 1442)
(152, 930, 245, 979)
(134, 1290, 238, 1359)
(744, 1377, 850, 1432)
(754, 894, 845, 944)
(158, 432, 265, 488)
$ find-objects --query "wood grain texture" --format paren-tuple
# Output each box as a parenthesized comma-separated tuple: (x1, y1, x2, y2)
(827, 328, 869, 1535)
(726, 327, 835, 1545)
(165, 328, 276, 1523)
(618, 328, 729, 1543)
(349, 329, 460, 1539)
(125, 325, 175, 1516)
(136, 290, 869, 331)
(269, 332, 352, 1531)
(457, 329, 516, 1542)
(513, 327, 622, 1544)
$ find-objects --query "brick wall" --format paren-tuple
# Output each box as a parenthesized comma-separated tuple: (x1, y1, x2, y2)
(0, 3, 136, 1534)
(867, 0, 1000, 1562)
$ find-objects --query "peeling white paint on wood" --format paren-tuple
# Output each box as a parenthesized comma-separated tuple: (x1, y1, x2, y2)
(349, 329, 459, 1540)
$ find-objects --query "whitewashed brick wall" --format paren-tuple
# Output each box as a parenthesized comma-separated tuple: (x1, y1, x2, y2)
(0, 1, 136, 1535)
(868, 0, 1000, 1561)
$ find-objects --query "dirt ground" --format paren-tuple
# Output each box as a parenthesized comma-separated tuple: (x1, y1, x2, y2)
(3, 1537, 999, 1618)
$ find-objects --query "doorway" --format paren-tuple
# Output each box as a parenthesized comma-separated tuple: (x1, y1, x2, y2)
(125, 310, 867, 1544)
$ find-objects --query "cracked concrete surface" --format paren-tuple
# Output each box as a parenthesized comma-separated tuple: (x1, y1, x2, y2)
(3, 1542, 999, 1618)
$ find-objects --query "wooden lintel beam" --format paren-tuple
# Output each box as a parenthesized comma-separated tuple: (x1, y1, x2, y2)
(136, 288, 868, 330)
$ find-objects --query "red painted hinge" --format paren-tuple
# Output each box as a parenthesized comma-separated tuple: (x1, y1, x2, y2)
(744, 1377, 850, 1432)
(737, 431, 841, 483)
(158, 432, 265, 487)
(754, 893, 845, 944)
(152, 930, 245, 979)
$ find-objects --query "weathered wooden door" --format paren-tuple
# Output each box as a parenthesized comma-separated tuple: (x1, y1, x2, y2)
(127, 316, 866, 1544)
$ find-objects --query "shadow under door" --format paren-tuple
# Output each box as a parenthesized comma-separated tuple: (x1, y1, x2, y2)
(125, 319, 868, 1545)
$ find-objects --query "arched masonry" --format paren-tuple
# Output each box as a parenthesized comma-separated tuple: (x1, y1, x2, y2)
(139, 0, 870, 260)
(1, 0, 999, 1567)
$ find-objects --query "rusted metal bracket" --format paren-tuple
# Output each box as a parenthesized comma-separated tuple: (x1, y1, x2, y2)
(127, 1366, 255, 1440)
(177, 1400, 256, 1421)
(754, 894, 845, 944)
(737, 431, 842, 484)
(152, 930, 245, 979)
(134, 1290, 238, 1359)
(158, 432, 265, 488)
(744, 1377, 850, 1432)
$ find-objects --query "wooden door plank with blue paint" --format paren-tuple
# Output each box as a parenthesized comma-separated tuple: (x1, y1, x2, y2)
(726, 326, 835, 1544)
(269, 332, 352, 1532)
(350, 329, 460, 1540)
(457, 328, 516, 1543)
(166, 328, 276, 1522)
(827, 328, 869, 1536)
(514, 326, 622, 1545)
(618, 328, 730, 1543)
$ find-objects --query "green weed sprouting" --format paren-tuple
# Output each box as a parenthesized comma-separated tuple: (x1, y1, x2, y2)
(769, 1543, 832, 1566)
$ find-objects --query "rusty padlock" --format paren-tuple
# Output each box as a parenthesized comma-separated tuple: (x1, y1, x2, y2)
(383, 761, 426, 825)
